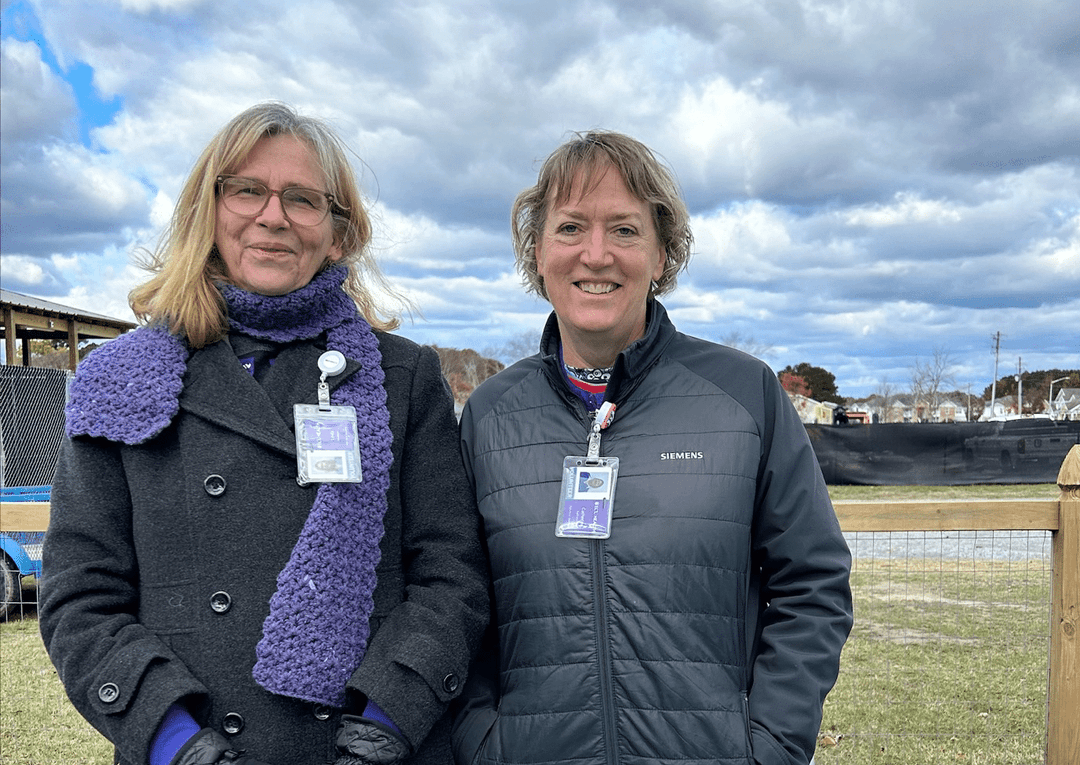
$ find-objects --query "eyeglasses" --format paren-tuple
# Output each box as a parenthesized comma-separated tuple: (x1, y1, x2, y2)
(216, 175, 339, 227)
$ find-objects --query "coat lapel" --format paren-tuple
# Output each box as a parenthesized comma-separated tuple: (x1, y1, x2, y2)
(179, 338, 361, 457)
(259, 342, 361, 426)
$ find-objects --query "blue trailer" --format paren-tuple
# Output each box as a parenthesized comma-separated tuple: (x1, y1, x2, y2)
(1, 485, 50, 618)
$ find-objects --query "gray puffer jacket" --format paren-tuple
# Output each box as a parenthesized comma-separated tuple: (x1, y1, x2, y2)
(453, 302, 852, 765)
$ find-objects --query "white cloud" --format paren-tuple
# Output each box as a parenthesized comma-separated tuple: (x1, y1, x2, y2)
(117, 0, 207, 12)
(846, 192, 964, 227)
(3, 0, 1078, 398)
(1, 254, 49, 286)
(691, 202, 794, 272)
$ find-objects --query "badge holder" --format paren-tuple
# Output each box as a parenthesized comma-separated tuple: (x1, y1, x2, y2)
(556, 402, 619, 539)
(294, 351, 363, 485)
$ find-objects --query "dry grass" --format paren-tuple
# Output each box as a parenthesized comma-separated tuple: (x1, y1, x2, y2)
(0, 601, 113, 764)
(816, 552, 1051, 764)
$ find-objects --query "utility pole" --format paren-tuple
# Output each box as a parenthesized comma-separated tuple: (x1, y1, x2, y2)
(989, 332, 1001, 420)
(1016, 357, 1023, 417)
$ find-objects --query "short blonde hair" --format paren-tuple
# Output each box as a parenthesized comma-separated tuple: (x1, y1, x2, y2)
(511, 130, 693, 300)
(131, 101, 401, 347)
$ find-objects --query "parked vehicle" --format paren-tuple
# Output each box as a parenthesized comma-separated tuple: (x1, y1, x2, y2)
(1, 485, 49, 619)
(964, 418, 1080, 470)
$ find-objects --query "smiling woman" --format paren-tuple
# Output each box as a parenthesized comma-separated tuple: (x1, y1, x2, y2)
(454, 130, 853, 765)
(38, 102, 488, 765)
(127, 102, 389, 349)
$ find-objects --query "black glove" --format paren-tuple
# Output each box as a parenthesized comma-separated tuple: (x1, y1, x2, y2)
(332, 714, 411, 765)
(170, 728, 273, 765)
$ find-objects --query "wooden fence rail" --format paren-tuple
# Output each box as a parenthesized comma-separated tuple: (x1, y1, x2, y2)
(832, 444, 1079, 765)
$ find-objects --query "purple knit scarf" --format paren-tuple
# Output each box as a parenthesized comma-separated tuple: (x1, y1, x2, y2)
(65, 266, 393, 708)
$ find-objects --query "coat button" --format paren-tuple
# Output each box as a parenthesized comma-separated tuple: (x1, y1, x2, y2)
(97, 683, 119, 703)
(442, 673, 460, 693)
(204, 474, 226, 496)
(312, 704, 332, 720)
(222, 712, 245, 734)
(210, 591, 232, 613)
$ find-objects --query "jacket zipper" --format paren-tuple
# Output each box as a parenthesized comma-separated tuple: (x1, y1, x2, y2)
(742, 692, 754, 760)
(583, 403, 619, 764)
(590, 539, 619, 764)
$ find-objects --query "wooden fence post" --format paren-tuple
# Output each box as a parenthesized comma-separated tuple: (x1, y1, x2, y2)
(1049, 444, 1079, 765)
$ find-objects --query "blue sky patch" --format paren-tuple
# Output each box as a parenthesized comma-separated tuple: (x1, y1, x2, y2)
(2, 0, 121, 148)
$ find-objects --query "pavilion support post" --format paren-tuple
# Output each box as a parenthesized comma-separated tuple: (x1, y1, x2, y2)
(67, 323, 79, 371)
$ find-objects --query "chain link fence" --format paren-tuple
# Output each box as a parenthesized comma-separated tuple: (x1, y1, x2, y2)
(1, 365, 70, 488)
(1, 365, 69, 622)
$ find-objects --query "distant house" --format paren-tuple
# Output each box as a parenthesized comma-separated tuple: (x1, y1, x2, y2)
(852, 394, 907, 423)
(981, 395, 1020, 421)
(786, 392, 837, 424)
(1052, 388, 1080, 421)
(934, 397, 967, 423)
(856, 393, 967, 423)
(888, 395, 916, 422)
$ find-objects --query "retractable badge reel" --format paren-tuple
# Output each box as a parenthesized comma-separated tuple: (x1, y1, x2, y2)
(293, 351, 363, 485)
(556, 402, 619, 539)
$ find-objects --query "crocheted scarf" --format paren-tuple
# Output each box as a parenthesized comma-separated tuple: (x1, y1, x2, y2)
(65, 266, 393, 708)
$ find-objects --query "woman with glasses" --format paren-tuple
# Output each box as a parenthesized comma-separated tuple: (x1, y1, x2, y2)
(39, 102, 488, 765)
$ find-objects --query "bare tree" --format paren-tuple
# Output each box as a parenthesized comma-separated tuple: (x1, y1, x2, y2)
(484, 330, 542, 366)
(721, 332, 775, 359)
(909, 348, 956, 422)
(875, 378, 896, 423)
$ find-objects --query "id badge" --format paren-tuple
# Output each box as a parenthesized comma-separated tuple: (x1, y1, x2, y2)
(293, 404, 363, 484)
(555, 455, 619, 539)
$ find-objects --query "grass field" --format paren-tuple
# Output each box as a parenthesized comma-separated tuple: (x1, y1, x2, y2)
(0, 591, 113, 764)
(816, 556, 1051, 764)
(818, 483, 1057, 764)
(0, 483, 1062, 764)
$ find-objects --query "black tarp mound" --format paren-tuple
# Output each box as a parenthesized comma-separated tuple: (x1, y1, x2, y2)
(807, 420, 1080, 485)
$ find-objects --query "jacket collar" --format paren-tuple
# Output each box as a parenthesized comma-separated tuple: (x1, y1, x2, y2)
(539, 300, 677, 407)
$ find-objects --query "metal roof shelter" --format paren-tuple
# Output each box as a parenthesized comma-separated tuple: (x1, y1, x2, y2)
(1, 289, 136, 371)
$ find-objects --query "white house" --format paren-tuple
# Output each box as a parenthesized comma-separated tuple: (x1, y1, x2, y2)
(1051, 387, 1080, 420)
(981, 394, 1020, 421)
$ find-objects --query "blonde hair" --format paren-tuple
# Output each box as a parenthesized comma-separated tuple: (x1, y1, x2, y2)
(130, 101, 401, 347)
(511, 130, 693, 300)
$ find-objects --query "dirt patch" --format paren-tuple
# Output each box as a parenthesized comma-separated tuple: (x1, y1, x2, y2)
(859, 623, 980, 645)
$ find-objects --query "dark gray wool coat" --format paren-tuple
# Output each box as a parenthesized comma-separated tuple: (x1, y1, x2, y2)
(39, 330, 489, 765)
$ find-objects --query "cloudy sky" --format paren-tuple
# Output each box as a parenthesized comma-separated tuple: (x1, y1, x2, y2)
(2, 0, 1077, 398)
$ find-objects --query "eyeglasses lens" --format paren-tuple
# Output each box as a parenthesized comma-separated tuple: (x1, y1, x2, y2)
(219, 178, 330, 226)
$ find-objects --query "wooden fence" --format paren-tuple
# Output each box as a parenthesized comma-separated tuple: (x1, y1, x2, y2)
(832, 444, 1079, 764)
